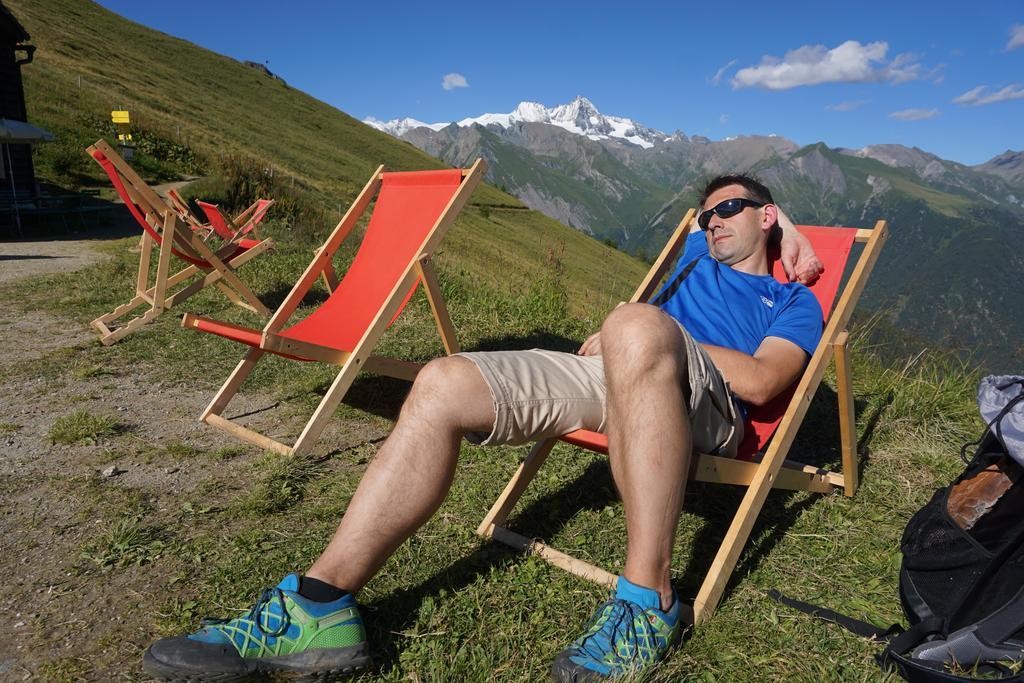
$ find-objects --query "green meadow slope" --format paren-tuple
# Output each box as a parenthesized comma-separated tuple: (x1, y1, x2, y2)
(11, 0, 647, 311)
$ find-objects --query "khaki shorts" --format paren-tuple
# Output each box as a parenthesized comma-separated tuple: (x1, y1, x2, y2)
(457, 324, 744, 457)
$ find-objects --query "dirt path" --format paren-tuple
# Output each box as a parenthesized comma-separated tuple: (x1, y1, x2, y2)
(0, 232, 381, 680)
(0, 235, 112, 285)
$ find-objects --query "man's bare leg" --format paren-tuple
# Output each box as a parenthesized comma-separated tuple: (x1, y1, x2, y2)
(600, 303, 691, 611)
(306, 355, 495, 593)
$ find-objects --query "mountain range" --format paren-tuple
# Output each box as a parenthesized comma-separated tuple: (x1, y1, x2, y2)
(368, 97, 1024, 370)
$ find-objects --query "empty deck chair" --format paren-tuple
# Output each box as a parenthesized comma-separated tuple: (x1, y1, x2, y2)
(182, 160, 486, 456)
(197, 198, 274, 241)
(87, 139, 274, 345)
(477, 209, 887, 626)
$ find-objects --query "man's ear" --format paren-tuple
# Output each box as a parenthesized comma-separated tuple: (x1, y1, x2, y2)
(761, 203, 778, 233)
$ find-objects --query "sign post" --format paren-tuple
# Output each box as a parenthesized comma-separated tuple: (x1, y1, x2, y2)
(111, 110, 134, 160)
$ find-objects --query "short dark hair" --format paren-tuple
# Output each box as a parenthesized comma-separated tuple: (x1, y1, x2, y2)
(699, 174, 774, 208)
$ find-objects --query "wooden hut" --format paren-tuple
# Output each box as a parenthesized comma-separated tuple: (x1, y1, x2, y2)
(0, 1, 37, 200)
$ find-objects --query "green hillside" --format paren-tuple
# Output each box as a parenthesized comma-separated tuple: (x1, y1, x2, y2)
(12, 0, 647, 312)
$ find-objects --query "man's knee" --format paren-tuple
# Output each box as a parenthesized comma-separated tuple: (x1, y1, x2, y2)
(404, 356, 494, 430)
(601, 304, 687, 378)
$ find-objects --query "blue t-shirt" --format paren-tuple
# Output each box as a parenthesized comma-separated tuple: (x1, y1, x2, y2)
(656, 231, 823, 360)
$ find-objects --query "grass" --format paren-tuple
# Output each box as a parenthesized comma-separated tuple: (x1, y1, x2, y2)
(48, 409, 122, 445)
(231, 452, 323, 516)
(80, 514, 167, 569)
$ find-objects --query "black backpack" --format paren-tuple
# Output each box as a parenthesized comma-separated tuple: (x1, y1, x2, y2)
(772, 380, 1024, 682)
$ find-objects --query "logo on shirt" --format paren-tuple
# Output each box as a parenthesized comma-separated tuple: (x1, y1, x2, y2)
(760, 295, 775, 308)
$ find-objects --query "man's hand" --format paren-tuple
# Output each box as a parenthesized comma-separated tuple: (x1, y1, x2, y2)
(579, 331, 602, 356)
(777, 208, 824, 285)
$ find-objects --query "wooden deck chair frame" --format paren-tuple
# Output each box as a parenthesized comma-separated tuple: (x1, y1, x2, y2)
(87, 140, 274, 345)
(476, 209, 887, 625)
(182, 160, 486, 457)
(165, 188, 212, 236)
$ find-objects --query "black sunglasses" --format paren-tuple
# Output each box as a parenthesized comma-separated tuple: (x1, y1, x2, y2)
(697, 198, 766, 230)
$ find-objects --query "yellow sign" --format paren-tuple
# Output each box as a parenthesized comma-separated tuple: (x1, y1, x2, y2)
(111, 110, 133, 142)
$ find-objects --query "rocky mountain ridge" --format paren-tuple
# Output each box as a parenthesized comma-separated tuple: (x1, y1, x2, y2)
(370, 97, 1024, 370)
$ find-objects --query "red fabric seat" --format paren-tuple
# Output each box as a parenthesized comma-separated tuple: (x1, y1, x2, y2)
(198, 169, 464, 358)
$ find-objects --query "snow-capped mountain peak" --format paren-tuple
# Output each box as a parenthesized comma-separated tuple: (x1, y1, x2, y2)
(363, 116, 449, 137)
(365, 97, 664, 148)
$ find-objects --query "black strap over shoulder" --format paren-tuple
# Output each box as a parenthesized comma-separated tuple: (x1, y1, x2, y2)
(650, 256, 701, 307)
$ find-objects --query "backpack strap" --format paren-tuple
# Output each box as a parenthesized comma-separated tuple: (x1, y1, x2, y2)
(770, 590, 1024, 682)
(767, 590, 901, 641)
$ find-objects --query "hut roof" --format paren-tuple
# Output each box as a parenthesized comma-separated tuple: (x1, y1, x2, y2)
(0, 2, 31, 44)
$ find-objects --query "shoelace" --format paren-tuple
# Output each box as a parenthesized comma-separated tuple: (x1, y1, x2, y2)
(576, 599, 659, 666)
(201, 587, 292, 638)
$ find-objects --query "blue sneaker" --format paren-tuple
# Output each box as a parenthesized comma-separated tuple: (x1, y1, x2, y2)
(551, 576, 683, 681)
(143, 574, 370, 681)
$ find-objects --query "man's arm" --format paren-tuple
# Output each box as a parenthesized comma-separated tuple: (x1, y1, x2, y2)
(777, 207, 824, 285)
(701, 336, 807, 406)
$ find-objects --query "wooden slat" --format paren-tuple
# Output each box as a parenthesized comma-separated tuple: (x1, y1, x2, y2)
(261, 333, 350, 365)
(491, 526, 619, 589)
(289, 267, 422, 456)
(834, 331, 858, 497)
(204, 413, 292, 456)
(200, 348, 264, 421)
(693, 454, 839, 493)
(135, 231, 153, 295)
(363, 355, 424, 382)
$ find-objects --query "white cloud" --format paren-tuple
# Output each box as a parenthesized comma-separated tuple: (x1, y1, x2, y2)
(1007, 24, 1024, 51)
(889, 108, 940, 121)
(441, 73, 469, 91)
(710, 59, 737, 86)
(731, 40, 924, 90)
(719, 113, 729, 124)
(825, 99, 868, 111)
(953, 83, 1024, 106)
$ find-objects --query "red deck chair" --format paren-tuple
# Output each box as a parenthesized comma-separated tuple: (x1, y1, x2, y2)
(477, 209, 888, 626)
(182, 160, 486, 456)
(197, 198, 274, 241)
(87, 139, 274, 345)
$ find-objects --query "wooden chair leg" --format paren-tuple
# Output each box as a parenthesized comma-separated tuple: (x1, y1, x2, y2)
(477, 438, 557, 537)
(135, 232, 153, 295)
(202, 347, 265, 421)
(834, 332, 858, 497)
(149, 214, 177, 315)
(691, 436, 801, 625)
(417, 256, 460, 354)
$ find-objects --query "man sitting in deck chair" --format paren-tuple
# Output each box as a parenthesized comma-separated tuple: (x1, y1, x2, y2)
(144, 175, 825, 682)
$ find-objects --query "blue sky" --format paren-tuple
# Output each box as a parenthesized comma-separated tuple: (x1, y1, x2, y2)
(95, 0, 1023, 165)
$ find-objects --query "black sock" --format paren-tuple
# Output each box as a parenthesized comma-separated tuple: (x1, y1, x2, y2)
(298, 575, 348, 602)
